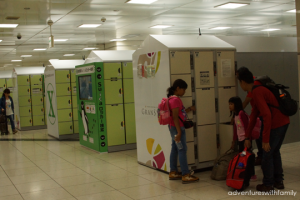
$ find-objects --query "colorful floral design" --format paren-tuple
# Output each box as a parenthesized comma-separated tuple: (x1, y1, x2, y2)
(146, 138, 167, 171)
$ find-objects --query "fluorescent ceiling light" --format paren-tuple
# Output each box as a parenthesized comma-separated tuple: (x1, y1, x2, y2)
(21, 55, 32, 57)
(261, 29, 280, 31)
(210, 27, 231, 30)
(83, 47, 97, 50)
(54, 39, 68, 42)
(150, 25, 173, 29)
(11, 60, 22, 62)
(0, 40, 2, 42)
(0, 24, 18, 28)
(64, 54, 75, 56)
(215, 3, 249, 9)
(286, 9, 296, 13)
(78, 24, 101, 28)
(110, 39, 127, 41)
(126, 0, 157, 4)
(49, 59, 59, 60)
(34, 48, 46, 51)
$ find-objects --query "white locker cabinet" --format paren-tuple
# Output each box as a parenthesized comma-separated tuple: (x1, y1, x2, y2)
(197, 125, 217, 163)
(219, 124, 234, 155)
(180, 97, 193, 120)
(186, 128, 194, 142)
(171, 75, 192, 97)
(218, 87, 236, 123)
(217, 51, 236, 87)
(194, 51, 215, 88)
(178, 141, 195, 166)
(170, 51, 191, 75)
(196, 88, 216, 125)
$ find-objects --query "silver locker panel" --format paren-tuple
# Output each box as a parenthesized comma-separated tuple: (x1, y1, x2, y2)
(217, 51, 236, 87)
(170, 51, 191, 75)
(219, 124, 233, 155)
(196, 88, 216, 125)
(218, 87, 236, 123)
(180, 97, 193, 120)
(171, 75, 192, 97)
(194, 51, 215, 88)
(197, 125, 217, 163)
(186, 128, 194, 142)
(177, 141, 195, 165)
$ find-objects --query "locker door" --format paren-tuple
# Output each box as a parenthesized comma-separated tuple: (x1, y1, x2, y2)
(19, 106, 32, 117)
(196, 88, 216, 125)
(104, 63, 122, 79)
(122, 62, 133, 79)
(32, 96, 43, 106)
(197, 125, 217, 162)
(123, 79, 134, 103)
(6, 78, 13, 88)
(18, 86, 31, 96)
(218, 87, 236, 123)
(73, 107, 78, 121)
(186, 128, 194, 142)
(217, 51, 236, 87)
(32, 105, 44, 116)
(194, 51, 214, 88)
(57, 109, 72, 122)
(57, 96, 72, 109)
(31, 85, 43, 96)
(219, 124, 234, 155)
(19, 96, 31, 107)
(33, 115, 45, 126)
(0, 79, 6, 88)
(104, 79, 123, 104)
(124, 103, 136, 144)
(170, 51, 191, 74)
(180, 97, 193, 120)
(17, 75, 30, 86)
(55, 70, 71, 83)
(73, 121, 79, 133)
(30, 75, 43, 86)
(71, 69, 76, 83)
(106, 104, 125, 146)
(72, 96, 77, 109)
(56, 83, 72, 96)
(187, 142, 195, 164)
(20, 116, 32, 127)
(71, 82, 77, 96)
(170, 75, 192, 97)
(58, 122, 73, 135)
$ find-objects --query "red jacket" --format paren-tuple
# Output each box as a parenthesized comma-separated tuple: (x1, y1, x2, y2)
(246, 86, 290, 143)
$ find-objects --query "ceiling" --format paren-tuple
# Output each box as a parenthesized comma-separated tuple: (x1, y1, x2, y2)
(0, 0, 296, 69)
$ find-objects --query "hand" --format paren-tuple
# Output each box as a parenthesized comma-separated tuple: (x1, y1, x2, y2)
(190, 106, 196, 111)
(175, 134, 181, 143)
(244, 140, 251, 149)
(1, 109, 4, 112)
(262, 142, 271, 152)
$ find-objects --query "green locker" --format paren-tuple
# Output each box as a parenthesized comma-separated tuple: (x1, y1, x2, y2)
(122, 62, 133, 79)
(106, 104, 125, 146)
(58, 122, 73, 135)
(17, 75, 30, 86)
(31, 85, 43, 96)
(0, 79, 6, 88)
(19, 96, 31, 107)
(18, 85, 31, 96)
(104, 79, 123, 104)
(33, 115, 45, 126)
(71, 69, 76, 83)
(57, 109, 72, 122)
(123, 79, 134, 103)
(73, 121, 79, 133)
(72, 96, 78, 108)
(124, 103, 136, 144)
(44, 99, 47, 126)
(19, 106, 32, 117)
(32, 105, 44, 116)
(32, 95, 43, 106)
(20, 116, 32, 127)
(55, 70, 71, 83)
(6, 78, 13, 88)
(31, 75, 43, 86)
(73, 107, 78, 121)
(56, 83, 72, 97)
(71, 82, 77, 96)
(57, 96, 72, 110)
(104, 63, 122, 80)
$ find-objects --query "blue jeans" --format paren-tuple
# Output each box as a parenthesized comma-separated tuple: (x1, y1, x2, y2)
(262, 124, 289, 186)
(6, 115, 15, 130)
(256, 117, 264, 158)
(168, 125, 189, 175)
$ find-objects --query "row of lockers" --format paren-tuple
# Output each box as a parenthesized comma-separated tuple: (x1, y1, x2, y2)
(0, 78, 13, 88)
(17, 75, 43, 86)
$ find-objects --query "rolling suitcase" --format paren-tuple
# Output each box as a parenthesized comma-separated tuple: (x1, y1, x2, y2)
(0, 114, 8, 135)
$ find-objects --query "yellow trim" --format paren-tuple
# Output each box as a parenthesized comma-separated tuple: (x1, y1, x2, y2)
(155, 51, 161, 73)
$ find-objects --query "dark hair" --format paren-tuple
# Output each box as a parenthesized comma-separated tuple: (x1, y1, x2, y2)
(237, 67, 254, 84)
(2, 88, 10, 97)
(167, 79, 188, 97)
(229, 96, 244, 116)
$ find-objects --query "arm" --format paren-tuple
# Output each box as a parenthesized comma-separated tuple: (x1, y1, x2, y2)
(185, 106, 195, 113)
(172, 107, 182, 142)
(11, 97, 14, 112)
(243, 97, 252, 109)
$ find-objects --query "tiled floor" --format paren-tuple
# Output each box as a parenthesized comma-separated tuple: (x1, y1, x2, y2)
(0, 129, 300, 200)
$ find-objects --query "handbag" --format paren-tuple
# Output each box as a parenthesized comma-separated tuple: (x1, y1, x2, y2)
(179, 116, 194, 129)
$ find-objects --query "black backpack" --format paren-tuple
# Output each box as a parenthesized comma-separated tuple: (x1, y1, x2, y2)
(253, 76, 298, 116)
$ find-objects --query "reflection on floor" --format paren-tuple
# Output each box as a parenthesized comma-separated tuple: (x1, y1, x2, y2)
(0, 129, 299, 200)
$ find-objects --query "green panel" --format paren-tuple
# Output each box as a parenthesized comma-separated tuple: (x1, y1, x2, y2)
(71, 82, 77, 96)
(31, 85, 43, 96)
(19, 96, 31, 107)
(17, 75, 30, 86)
(72, 95, 77, 108)
(58, 122, 73, 135)
(123, 79, 134, 103)
(73, 107, 78, 121)
(57, 109, 72, 122)
(32, 105, 44, 116)
(19, 106, 32, 117)
(73, 120, 79, 133)
(106, 104, 125, 146)
(55, 70, 71, 83)
(57, 96, 72, 109)
(104, 63, 122, 80)
(71, 69, 76, 83)
(0, 79, 6, 88)
(122, 62, 133, 79)
(6, 78, 13, 88)
(104, 79, 123, 104)
(20, 116, 32, 127)
(125, 103, 136, 144)
(18, 85, 31, 96)
(56, 83, 72, 97)
(30, 75, 43, 86)
(32, 95, 43, 106)
(33, 115, 45, 126)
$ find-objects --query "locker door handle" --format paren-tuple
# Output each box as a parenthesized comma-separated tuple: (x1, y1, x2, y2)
(29, 109, 31, 113)
(70, 126, 73, 129)
(27, 79, 29, 82)
(67, 74, 70, 78)
(39, 78, 42, 81)
(121, 121, 124, 127)
(68, 87, 70, 91)
(41, 98, 43, 102)
(42, 118, 44, 122)
(118, 68, 121, 73)
(27, 89, 30, 92)
(69, 113, 72, 117)
(41, 108, 43, 112)
(119, 88, 123, 94)
(4, 84, 6, 87)
(30, 119, 32, 123)
(28, 99, 31, 103)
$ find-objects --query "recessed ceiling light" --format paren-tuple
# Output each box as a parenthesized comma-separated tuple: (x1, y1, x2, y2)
(110, 39, 127, 41)
(49, 59, 59, 60)
(215, 3, 249, 9)
(54, 39, 68, 42)
(0, 24, 18, 28)
(78, 24, 101, 28)
(261, 29, 280, 31)
(64, 54, 75, 56)
(83, 47, 97, 50)
(21, 55, 32, 57)
(0, 40, 2, 42)
(34, 48, 46, 51)
(286, 9, 296, 13)
(126, 0, 157, 4)
(150, 25, 173, 29)
(210, 27, 231, 30)
(11, 60, 22, 62)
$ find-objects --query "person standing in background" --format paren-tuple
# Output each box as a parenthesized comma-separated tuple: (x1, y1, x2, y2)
(0, 89, 18, 134)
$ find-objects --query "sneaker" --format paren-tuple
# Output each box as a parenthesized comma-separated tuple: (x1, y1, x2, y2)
(169, 171, 182, 180)
(255, 157, 262, 166)
(182, 172, 199, 184)
(250, 175, 257, 182)
(274, 181, 285, 189)
(256, 184, 274, 192)
(13, 129, 18, 134)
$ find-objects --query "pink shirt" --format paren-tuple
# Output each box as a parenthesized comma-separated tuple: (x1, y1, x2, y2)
(233, 111, 249, 142)
(168, 96, 187, 127)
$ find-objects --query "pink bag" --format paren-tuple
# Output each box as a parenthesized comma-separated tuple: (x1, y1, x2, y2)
(158, 97, 172, 125)
(239, 112, 262, 140)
